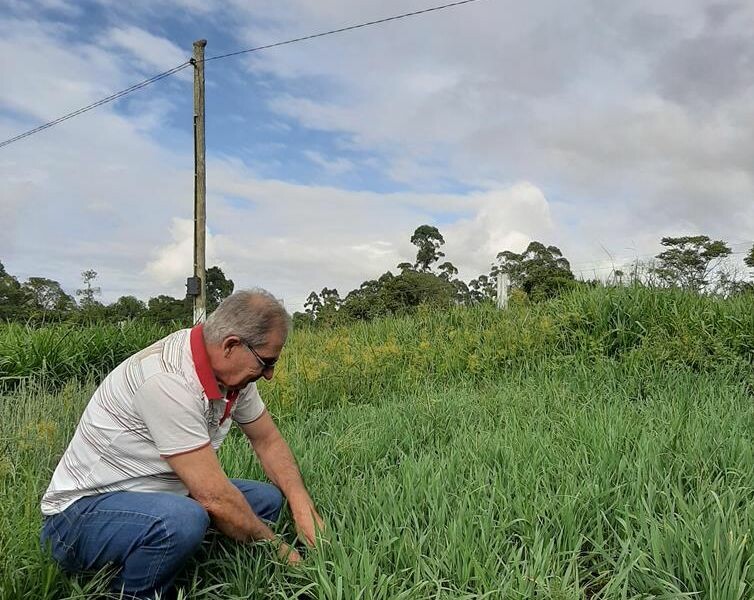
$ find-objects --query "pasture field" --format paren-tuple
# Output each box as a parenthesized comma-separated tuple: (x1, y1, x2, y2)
(1, 286, 753, 599)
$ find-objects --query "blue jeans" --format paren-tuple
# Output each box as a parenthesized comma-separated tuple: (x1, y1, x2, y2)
(40, 479, 283, 599)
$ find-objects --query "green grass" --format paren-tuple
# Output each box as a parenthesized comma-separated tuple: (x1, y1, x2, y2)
(0, 320, 170, 388)
(1, 286, 753, 598)
(1, 285, 752, 392)
(3, 365, 754, 598)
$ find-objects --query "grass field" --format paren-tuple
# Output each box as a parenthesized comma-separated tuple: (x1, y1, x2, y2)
(1, 286, 753, 599)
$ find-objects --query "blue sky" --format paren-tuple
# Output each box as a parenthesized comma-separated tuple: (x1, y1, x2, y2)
(1, 0, 753, 311)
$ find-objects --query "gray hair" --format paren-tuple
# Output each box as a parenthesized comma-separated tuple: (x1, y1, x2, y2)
(203, 288, 291, 346)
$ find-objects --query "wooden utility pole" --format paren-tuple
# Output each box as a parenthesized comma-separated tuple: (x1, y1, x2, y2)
(192, 39, 207, 323)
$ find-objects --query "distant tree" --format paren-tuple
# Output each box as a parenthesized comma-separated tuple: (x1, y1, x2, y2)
(317, 287, 342, 327)
(108, 295, 147, 321)
(384, 270, 456, 310)
(467, 274, 496, 303)
(147, 295, 191, 324)
(438, 261, 458, 281)
(0, 261, 33, 321)
(303, 225, 460, 326)
(745, 244, 754, 271)
(292, 311, 314, 329)
(411, 225, 445, 272)
(653, 235, 732, 293)
(206, 266, 234, 313)
(492, 241, 575, 301)
(450, 278, 470, 304)
(304, 291, 323, 319)
(338, 269, 458, 324)
(340, 276, 391, 322)
(23, 277, 76, 316)
(713, 268, 752, 297)
(76, 269, 102, 309)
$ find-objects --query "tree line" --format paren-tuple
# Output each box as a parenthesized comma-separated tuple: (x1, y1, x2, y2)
(294, 227, 754, 328)
(0, 264, 234, 324)
(1, 229, 751, 326)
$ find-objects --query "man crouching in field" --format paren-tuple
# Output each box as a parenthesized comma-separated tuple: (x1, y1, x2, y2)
(40, 289, 324, 598)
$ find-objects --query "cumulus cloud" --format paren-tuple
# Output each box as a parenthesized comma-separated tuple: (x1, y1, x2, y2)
(145, 218, 224, 296)
(444, 184, 555, 278)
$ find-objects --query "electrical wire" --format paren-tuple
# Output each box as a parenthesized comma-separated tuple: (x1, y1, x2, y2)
(0, 62, 192, 150)
(0, 0, 486, 150)
(203, 0, 485, 62)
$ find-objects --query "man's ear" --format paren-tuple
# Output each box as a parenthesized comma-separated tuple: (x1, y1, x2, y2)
(222, 336, 242, 357)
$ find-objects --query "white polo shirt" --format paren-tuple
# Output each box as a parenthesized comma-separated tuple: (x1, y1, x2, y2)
(41, 325, 265, 516)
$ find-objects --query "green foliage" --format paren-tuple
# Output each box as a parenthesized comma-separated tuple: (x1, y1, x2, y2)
(0, 262, 235, 326)
(493, 241, 575, 301)
(206, 266, 234, 313)
(146, 294, 191, 325)
(467, 274, 496, 303)
(437, 261, 458, 281)
(23, 278, 76, 316)
(75, 269, 101, 309)
(3, 286, 751, 395)
(336, 271, 456, 323)
(107, 296, 147, 321)
(410, 224, 445, 272)
(0, 261, 34, 321)
(653, 235, 732, 292)
(0, 321, 172, 387)
(303, 227, 466, 327)
(316, 288, 342, 328)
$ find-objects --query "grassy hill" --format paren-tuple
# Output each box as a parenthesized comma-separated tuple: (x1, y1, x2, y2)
(1, 286, 753, 599)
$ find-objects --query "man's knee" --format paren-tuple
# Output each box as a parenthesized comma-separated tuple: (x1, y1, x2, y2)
(160, 496, 210, 550)
(264, 485, 284, 523)
(231, 480, 284, 523)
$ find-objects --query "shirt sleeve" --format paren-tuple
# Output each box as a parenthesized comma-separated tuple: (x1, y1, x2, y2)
(232, 382, 266, 424)
(131, 373, 210, 456)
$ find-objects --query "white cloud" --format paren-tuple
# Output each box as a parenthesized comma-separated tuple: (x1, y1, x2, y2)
(4, 0, 83, 17)
(104, 26, 190, 75)
(145, 218, 223, 295)
(246, 1, 754, 222)
(303, 150, 353, 176)
(0, 19, 123, 121)
(444, 184, 555, 278)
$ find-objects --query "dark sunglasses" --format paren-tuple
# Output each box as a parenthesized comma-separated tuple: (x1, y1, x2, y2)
(243, 341, 278, 371)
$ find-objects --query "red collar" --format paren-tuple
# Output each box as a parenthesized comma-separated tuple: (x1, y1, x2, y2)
(190, 324, 239, 425)
(190, 324, 223, 400)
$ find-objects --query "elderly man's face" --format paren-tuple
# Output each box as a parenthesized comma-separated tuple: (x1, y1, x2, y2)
(224, 326, 285, 389)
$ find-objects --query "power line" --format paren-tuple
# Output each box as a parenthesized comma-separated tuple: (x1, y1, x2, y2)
(0, 0, 487, 150)
(0, 62, 192, 150)
(204, 0, 486, 62)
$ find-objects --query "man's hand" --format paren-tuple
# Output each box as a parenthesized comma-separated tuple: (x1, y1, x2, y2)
(242, 414, 325, 547)
(292, 503, 326, 547)
(275, 540, 303, 565)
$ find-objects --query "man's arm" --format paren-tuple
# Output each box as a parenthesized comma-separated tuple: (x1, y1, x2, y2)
(165, 445, 275, 541)
(240, 411, 324, 545)
(165, 445, 302, 563)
